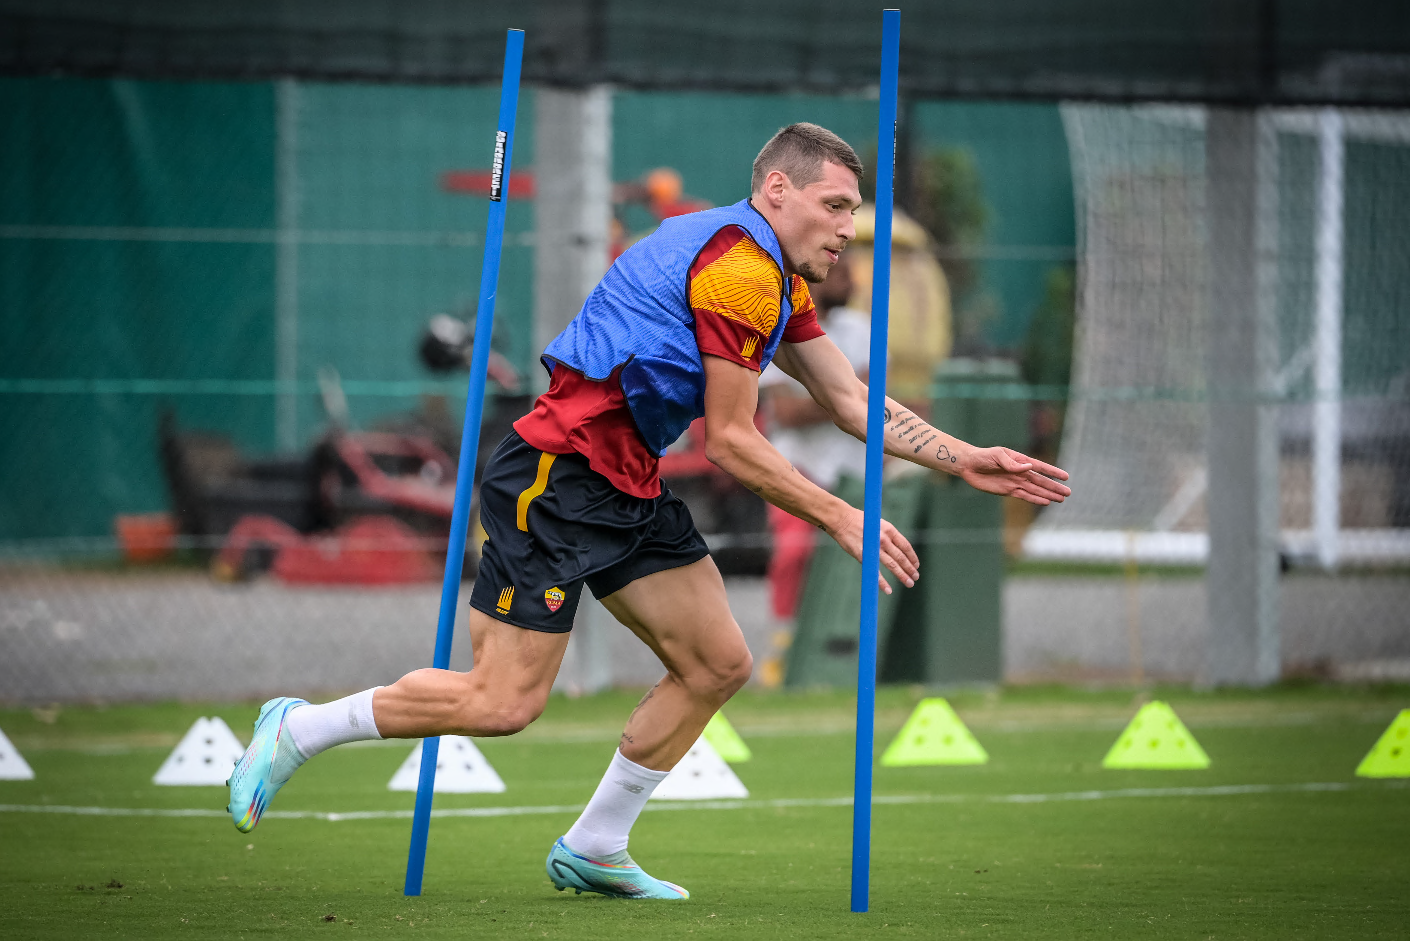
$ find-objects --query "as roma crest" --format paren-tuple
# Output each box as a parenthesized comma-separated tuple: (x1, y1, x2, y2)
(544, 586, 565, 613)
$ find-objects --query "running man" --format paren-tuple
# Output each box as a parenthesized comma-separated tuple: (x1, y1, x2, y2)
(228, 123, 1070, 899)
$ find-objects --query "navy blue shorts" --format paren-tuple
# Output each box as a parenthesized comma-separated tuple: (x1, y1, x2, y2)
(468, 432, 710, 632)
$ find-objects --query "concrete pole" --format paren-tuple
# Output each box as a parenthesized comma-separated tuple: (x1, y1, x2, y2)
(1204, 108, 1281, 686)
(275, 78, 300, 452)
(533, 85, 612, 392)
(534, 85, 613, 686)
(1313, 108, 1344, 571)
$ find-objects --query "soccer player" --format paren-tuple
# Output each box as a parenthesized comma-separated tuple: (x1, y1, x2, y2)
(228, 123, 1070, 899)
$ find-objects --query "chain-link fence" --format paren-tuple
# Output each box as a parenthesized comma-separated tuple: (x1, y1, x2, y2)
(2, 80, 1406, 703)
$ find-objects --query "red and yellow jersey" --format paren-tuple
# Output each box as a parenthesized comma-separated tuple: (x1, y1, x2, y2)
(517, 226, 826, 497)
(690, 226, 824, 371)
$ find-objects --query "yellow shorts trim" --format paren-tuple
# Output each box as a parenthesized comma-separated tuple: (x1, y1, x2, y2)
(515, 451, 557, 532)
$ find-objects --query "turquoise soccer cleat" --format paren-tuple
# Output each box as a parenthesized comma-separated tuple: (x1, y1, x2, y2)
(546, 837, 689, 900)
(227, 697, 308, 833)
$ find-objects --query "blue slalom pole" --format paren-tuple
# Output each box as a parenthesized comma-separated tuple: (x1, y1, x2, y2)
(851, 8, 900, 915)
(403, 27, 524, 898)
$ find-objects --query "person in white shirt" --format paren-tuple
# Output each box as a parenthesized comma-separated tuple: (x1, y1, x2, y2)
(759, 253, 871, 618)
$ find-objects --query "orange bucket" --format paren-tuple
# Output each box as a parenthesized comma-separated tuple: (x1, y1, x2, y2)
(114, 513, 176, 563)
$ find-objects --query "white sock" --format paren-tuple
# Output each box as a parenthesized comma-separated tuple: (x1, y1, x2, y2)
(285, 688, 382, 760)
(563, 750, 670, 859)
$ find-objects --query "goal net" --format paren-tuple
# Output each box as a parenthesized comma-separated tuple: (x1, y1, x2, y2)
(1028, 104, 1410, 568)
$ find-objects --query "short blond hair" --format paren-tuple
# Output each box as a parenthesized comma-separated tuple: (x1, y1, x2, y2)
(751, 123, 863, 193)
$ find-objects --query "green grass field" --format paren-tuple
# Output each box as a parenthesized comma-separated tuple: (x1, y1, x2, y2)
(2, 685, 1407, 939)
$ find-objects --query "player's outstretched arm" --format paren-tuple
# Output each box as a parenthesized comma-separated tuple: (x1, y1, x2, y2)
(770, 336, 1072, 507)
(701, 354, 919, 594)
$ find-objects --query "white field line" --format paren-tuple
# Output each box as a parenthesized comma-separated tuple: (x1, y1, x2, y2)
(2, 782, 1393, 823)
(27, 710, 1394, 755)
(338, 709, 1389, 747)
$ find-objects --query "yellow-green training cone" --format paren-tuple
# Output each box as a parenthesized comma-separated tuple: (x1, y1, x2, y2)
(703, 711, 751, 763)
(1102, 701, 1210, 769)
(1356, 709, 1410, 778)
(880, 698, 988, 767)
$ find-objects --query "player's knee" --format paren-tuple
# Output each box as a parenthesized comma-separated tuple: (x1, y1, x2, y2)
(725, 646, 754, 694)
(684, 642, 753, 704)
(477, 705, 537, 736)
(462, 699, 540, 737)
(451, 678, 545, 737)
(510, 693, 550, 731)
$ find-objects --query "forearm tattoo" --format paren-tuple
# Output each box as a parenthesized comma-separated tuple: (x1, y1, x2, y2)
(882, 406, 957, 463)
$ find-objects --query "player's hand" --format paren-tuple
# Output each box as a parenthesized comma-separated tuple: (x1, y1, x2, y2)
(959, 447, 1071, 506)
(828, 506, 920, 595)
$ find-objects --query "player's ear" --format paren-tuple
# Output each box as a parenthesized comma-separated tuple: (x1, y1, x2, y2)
(762, 169, 789, 206)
